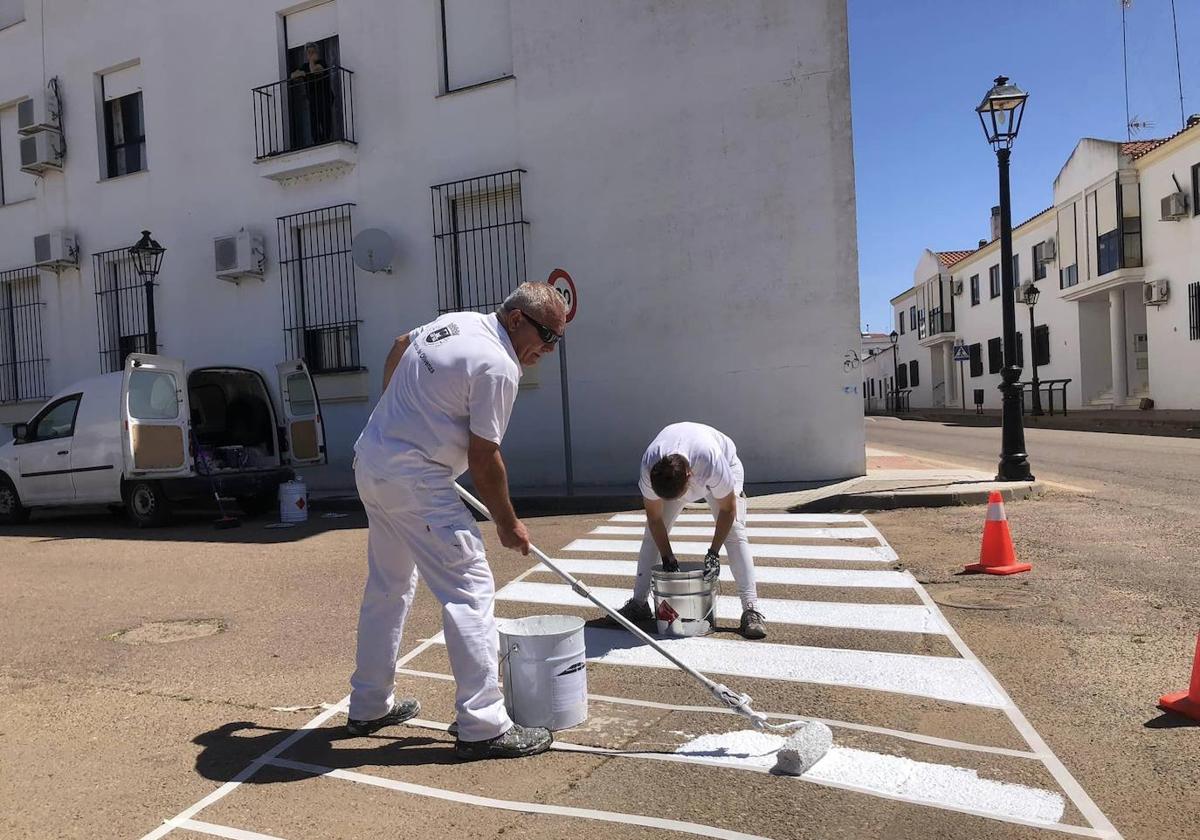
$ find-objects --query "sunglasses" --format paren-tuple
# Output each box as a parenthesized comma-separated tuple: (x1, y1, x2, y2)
(519, 311, 563, 345)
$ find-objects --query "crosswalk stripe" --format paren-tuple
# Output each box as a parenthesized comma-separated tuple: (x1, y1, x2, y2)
(609, 513, 867, 524)
(563, 538, 897, 563)
(429, 628, 1004, 707)
(537, 558, 915, 589)
(496, 581, 945, 635)
(592, 525, 878, 540)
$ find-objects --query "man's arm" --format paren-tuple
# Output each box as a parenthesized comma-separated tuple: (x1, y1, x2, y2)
(381, 334, 411, 391)
(467, 433, 529, 555)
(643, 497, 675, 563)
(708, 491, 737, 556)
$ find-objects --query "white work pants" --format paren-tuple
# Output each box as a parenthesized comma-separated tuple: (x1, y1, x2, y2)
(349, 467, 511, 742)
(633, 462, 758, 611)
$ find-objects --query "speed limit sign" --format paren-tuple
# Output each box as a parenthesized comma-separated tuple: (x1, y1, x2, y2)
(547, 268, 578, 323)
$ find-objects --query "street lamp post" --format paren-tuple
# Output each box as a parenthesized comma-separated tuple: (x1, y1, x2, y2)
(1022, 282, 1044, 416)
(129, 230, 165, 354)
(977, 76, 1034, 481)
(889, 329, 899, 414)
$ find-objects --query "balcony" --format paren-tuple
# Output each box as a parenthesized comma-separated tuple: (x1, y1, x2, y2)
(919, 308, 956, 347)
(252, 66, 357, 183)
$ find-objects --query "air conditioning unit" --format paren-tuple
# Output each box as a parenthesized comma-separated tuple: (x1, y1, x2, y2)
(1143, 279, 1170, 306)
(1161, 192, 1189, 221)
(213, 228, 266, 282)
(1040, 238, 1057, 262)
(951, 279, 964, 295)
(33, 230, 78, 269)
(17, 89, 62, 135)
(19, 131, 64, 174)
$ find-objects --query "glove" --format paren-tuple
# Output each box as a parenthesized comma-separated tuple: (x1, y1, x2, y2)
(703, 549, 720, 581)
(661, 553, 679, 573)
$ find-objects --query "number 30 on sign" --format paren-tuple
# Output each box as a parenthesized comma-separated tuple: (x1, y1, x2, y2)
(547, 268, 578, 323)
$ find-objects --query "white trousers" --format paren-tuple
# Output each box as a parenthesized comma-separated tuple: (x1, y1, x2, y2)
(633, 466, 758, 611)
(349, 468, 511, 742)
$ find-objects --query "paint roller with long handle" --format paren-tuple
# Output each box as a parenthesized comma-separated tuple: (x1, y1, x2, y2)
(453, 482, 833, 774)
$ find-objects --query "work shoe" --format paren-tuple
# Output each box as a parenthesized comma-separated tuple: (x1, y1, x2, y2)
(345, 698, 421, 737)
(613, 597, 653, 625)
(739, 609, 767, 640)
(455, 723, 553, 761)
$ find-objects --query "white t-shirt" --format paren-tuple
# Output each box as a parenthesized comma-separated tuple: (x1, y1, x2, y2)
(638, 422, 740, 502)
(354, 312, 521, 481)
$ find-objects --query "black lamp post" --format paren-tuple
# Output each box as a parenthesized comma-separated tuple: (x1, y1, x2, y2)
(889, 329, 899, 414)
(1022, 282, 1044, 416)
(128, 230, 165, 354)
(977, 76, 1034, 481)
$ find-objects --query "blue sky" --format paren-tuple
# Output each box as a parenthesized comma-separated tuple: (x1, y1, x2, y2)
(849, 0, 1200, 333)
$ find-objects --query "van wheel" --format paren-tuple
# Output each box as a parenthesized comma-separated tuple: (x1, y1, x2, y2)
(0, 475, 31, 525)
(237, 490, 276, 518)
(125, 480, 171, 528)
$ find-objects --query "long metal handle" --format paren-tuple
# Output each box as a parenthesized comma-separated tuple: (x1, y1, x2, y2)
(454, 482, 768, 726)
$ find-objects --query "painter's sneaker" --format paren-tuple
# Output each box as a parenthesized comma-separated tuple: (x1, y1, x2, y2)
(455, 724, 553, 761)
(345, 698, 421, 737)
(615, 598, 654, 625)
(739, 609, 767, 640)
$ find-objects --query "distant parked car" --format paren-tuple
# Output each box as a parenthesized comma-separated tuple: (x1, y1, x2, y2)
(0, 354, 325, 527)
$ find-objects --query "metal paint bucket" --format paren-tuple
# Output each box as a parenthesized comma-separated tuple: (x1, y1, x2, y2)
(652, 562, 716, 637)
(498, 614, 588, 731)
(278, 479, 308, 523)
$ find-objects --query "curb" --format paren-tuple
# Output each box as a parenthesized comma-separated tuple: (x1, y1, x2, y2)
(308, 493, 643, 517)
(793, 481, 1044, 512)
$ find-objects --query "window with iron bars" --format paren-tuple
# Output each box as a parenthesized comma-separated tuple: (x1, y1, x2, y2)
(431, 169, 528, 314)
(1190, 281, 1200, 341)
(0, 266, 48, 403)
(92, 246, 157, 374)
(278, 203, 361, 374)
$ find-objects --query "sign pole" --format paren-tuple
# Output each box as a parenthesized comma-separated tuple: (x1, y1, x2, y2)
(547, 269, 578, 497)
(960, 360, 966, 412)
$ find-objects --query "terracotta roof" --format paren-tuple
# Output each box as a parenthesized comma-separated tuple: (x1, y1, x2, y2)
(936, 250, 975, 267)
(1121, 139, 1170, 159)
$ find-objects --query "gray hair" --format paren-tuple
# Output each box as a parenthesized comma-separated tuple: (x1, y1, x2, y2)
(498, 282, 567, 322)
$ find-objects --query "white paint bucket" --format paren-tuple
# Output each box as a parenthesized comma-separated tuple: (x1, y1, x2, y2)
(278, 479, 308, 523)
(498, 614, 588, 731)
(653, 562, 716, 637)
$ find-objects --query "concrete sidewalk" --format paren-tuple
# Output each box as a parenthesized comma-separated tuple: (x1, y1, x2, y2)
(310, 447, 1043, 514)
(887, 406, 1200, 438)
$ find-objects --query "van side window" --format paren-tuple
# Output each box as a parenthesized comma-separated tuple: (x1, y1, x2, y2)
(129, 370, 179, 420)
(285, 372, 316, 415)
(31, 396, 82, 441)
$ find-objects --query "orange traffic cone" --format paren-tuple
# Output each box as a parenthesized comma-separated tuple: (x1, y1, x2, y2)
(1158, 633, 1200, 722)
(963, 491, 1031, 576)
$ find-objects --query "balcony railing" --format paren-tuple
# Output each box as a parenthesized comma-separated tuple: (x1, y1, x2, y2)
(929, 308, 955, 336)
(252, 66, 355, 161)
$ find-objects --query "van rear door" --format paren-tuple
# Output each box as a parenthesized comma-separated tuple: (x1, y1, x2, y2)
(276, 360, 326, 465)
(121, 354, 192, 477)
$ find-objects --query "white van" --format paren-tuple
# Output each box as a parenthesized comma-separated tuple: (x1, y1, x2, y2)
(0, 354, 325, 527)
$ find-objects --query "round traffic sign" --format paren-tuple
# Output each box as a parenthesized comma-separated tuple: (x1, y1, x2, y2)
(547, 268, 577, 323)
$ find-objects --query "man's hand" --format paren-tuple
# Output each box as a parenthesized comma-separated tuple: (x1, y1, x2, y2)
(497, 518, 531, 555)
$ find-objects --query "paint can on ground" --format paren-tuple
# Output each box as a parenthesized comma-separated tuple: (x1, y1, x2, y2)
(278, 479, 308, 523)
(498, 614, 588, 731)
(652, 562, 716, 637)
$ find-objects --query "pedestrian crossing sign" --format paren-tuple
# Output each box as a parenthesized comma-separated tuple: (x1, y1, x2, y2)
(953, 344, 971, 362)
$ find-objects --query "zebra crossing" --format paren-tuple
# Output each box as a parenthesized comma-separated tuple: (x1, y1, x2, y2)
(470, 510, 1122, 839)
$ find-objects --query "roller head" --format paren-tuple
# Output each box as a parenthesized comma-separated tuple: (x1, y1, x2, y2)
(773, 721, 833, 776)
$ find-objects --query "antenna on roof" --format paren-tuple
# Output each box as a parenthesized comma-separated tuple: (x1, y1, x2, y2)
(1128, 116, 1155, 137)
(1171, 0, 1186, 130)
(1121, 0, 1133, 142)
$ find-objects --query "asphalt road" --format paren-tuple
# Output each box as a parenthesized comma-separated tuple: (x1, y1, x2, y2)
(865, 416, 1200, 516)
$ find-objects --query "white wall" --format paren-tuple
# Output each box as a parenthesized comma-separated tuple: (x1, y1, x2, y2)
(1136, 131, 1200, 409)
(0, 0, 863, 489)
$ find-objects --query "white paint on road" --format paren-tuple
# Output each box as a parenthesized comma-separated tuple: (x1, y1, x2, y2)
(592, 525, 879, 540)
(563, 538, 897, 563)
(609, 512, 868, 524)
(497, 580, 945, 634)
(539, 557, 916, 589)
(674, 732, 1067, 827)
(177, 821, 288, 840)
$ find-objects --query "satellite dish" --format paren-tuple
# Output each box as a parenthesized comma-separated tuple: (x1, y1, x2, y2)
(352, 228, 395, 273)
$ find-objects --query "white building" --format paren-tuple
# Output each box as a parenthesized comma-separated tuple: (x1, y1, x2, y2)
(871, 121, 1200, 414)
(0, 0, 864, 491)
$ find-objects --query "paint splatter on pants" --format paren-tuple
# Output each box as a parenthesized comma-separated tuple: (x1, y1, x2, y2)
(632, 466, 758, 612)
(349, 467, 512, 742)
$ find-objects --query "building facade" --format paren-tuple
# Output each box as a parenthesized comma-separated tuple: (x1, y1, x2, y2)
(870, 122, 1200, 414)
(0, 0, 865, 490)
